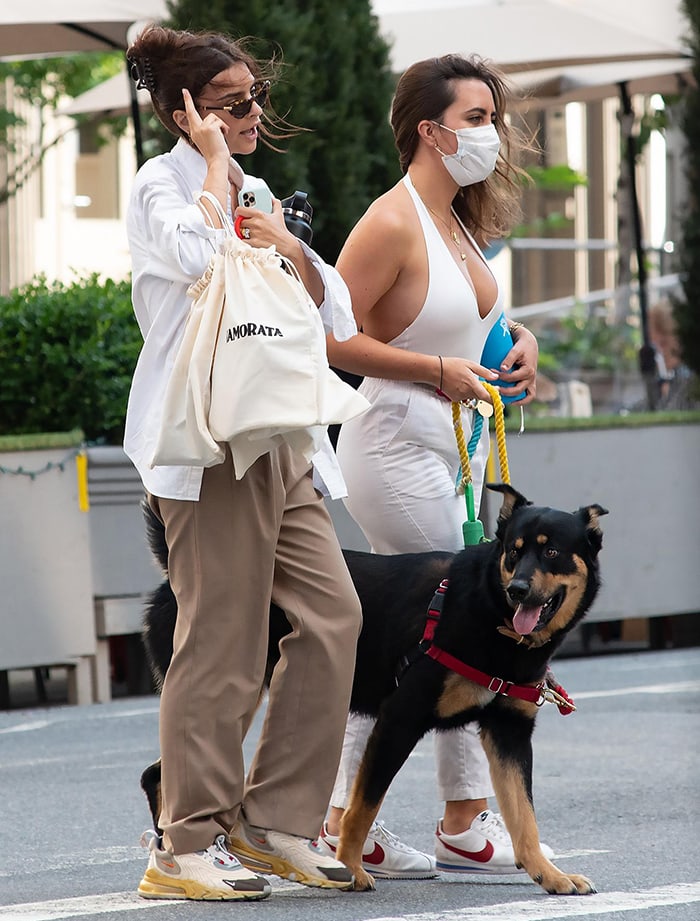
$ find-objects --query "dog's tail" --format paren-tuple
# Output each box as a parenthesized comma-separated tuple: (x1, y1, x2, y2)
(141, 499, 176, 690)
(142, 498, 169, 574)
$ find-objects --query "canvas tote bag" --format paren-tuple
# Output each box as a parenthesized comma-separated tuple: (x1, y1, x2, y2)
(151, 246, 228, 468)
(152, 192, 368, 474)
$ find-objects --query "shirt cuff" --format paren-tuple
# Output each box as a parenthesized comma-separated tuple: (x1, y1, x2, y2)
(298, 241, 357, 341)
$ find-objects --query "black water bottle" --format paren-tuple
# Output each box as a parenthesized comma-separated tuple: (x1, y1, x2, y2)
(282, 190, 313, 244)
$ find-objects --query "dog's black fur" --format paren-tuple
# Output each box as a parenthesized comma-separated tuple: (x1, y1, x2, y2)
(140, 484, 607, 896)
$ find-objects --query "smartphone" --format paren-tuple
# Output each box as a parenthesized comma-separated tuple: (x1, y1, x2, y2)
(238, 178, 273, 213)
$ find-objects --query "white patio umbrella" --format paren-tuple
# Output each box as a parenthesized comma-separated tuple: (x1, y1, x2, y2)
(0, 2, 167, 58)
(59, 69, 150, 117)
(0, 2, 168, 165)
(510, 57, 692, 106)
(372, 0, 689, 74)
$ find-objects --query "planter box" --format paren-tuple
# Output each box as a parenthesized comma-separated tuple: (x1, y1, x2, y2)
(482, 412, 700, 623)
(86, 446, 162, 702)
(86, 445, 162, 599)
(0, 432, 95, 704)
(0, 437, 164, 706)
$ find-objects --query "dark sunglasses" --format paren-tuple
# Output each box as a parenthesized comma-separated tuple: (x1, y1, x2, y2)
(199, 80, 271, 119)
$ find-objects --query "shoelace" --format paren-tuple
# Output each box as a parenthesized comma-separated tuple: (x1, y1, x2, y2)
(477, 812, 511, 845)
(370, 821, 416, 853)
(203, 834, 243, 867)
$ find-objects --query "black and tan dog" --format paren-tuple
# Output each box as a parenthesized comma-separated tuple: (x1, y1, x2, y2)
(139, 484, 606, 896)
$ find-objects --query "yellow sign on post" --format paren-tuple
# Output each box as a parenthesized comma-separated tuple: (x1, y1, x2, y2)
(75, 451, 89, 512)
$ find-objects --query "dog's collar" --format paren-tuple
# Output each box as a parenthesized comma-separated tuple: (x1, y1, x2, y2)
(421, 580, 575, 713)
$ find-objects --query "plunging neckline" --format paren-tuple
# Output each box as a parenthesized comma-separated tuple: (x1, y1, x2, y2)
(405, 174, 498, 321)
(449, 209, 498, 320)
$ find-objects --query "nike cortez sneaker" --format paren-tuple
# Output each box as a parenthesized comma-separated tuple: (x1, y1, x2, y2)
(318, 820, 437, 879)
(228, 815, 354, 889)
(435, 810, 555, 874)
(138, 830, 271, 900)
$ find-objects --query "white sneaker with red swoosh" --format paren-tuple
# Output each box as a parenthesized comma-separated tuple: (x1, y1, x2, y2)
(318, 820, 437, 879)
(435, 810, 554, 874)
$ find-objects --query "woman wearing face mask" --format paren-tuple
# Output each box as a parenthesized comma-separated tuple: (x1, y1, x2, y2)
(317, 55, 545, 879)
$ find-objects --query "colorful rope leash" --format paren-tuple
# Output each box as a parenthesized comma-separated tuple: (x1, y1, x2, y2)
(451, 382, 510, 545)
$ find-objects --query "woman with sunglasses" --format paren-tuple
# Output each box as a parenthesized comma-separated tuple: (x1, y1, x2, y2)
(124, 25, 361, 901)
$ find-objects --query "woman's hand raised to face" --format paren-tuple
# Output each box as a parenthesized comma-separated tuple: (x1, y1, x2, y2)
(182, 88, 231, 166)
(181, 88, 232, 224)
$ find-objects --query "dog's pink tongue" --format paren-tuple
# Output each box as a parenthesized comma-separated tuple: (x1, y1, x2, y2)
(513, 604, 542, 635)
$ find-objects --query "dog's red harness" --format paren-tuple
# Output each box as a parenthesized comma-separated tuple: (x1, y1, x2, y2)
(421, 580, 575, 713)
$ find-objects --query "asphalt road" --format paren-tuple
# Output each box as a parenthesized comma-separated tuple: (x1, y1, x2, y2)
(1, 646, 698, 921)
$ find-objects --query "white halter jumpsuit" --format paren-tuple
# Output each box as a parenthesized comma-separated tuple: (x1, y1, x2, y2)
(331, 172, 503, 807)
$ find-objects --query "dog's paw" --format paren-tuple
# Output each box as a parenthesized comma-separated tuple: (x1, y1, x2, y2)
(540, 871, 596, 895)
(351, 867, 376, 892)
(567, 873, 596, 895)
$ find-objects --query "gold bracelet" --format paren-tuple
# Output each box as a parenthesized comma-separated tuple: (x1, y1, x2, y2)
(509, 321, 525, 334)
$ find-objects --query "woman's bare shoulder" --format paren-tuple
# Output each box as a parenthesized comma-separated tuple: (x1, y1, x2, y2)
(352, 181, 416, 244)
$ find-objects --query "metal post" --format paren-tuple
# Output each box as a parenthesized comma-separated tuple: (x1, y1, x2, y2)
(618, 81, 658, 409)
(128, 70, 145, 170)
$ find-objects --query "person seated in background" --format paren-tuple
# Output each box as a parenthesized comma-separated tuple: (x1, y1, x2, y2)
(648, 298, 696, 409)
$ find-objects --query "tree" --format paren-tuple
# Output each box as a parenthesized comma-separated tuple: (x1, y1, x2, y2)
(677, 0, 700, 376)
(164, 0, 400, 261)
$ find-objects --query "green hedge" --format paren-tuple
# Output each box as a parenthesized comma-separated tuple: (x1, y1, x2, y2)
(0, 274, 141, 444)
(0, 429, 85, 452)
(504, 410, 700, 433)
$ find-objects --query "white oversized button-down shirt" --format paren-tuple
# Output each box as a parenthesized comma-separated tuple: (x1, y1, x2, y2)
(124, 139, 358, 501)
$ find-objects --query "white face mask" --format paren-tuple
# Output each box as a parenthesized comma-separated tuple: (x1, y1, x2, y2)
(434, 122, 501, 186)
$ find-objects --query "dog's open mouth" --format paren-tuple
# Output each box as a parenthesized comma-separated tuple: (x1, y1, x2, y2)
(512, 587, 566, 635)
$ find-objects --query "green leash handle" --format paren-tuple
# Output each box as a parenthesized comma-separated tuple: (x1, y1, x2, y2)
(462, 482, 485, 545)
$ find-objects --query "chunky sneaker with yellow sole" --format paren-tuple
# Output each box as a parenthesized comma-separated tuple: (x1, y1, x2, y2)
(435, 810, 555, 874)
(138, 830, 271, 900)
(228, 816, 354, 889)
(318, 820, 437, 879)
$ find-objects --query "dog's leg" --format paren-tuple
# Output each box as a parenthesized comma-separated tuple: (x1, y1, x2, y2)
(481, 710, 596, 895)
(337, 780, 385, 892)
(338, 680, 435, 891)
(339, 724, 426, 892)
(140, 759, 163, 835)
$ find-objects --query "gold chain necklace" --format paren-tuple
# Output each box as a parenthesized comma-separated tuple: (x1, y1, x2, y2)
(426, 204, 467, 262)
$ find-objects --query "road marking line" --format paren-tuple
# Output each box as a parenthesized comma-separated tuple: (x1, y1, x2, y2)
(550, 849, 611, 858)
(369, 880, 700, 920)
(0, 892, 174, 919)
(572, 680, 700, 700)
(0, 721, 51, 735)
(1, 881, 698, 920)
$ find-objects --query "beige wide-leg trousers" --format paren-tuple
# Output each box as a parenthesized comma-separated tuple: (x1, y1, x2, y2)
(149, 444, 362, 855)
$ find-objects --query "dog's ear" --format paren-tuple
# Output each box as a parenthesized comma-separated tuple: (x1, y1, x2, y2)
(488, 483, 532, 529)
(575, 503, 609, 555)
